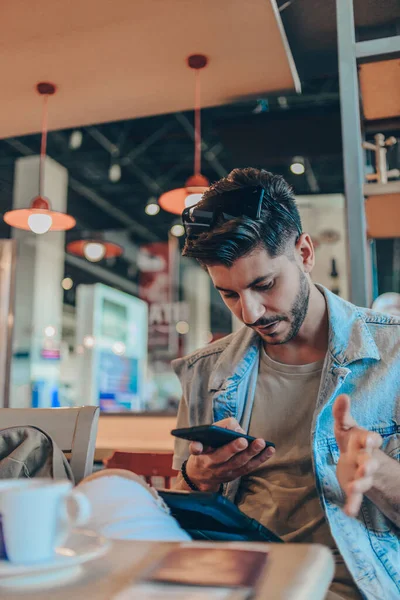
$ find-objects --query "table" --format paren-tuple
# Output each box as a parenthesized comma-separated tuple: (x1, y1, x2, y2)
(2, 541, 334, 600)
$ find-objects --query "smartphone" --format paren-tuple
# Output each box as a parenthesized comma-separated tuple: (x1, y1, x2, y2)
(171, 424, 275, 450)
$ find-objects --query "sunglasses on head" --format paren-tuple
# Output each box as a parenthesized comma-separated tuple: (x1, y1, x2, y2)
(182, 185, 302, 240)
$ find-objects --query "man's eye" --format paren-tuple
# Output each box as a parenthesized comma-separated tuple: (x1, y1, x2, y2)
(255, 282, 274, 292)
(223, 292, 238, 299)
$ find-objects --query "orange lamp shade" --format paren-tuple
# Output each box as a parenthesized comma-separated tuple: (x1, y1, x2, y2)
(66, 239, 123, 259)
(4, 196, 76, 232)
(159, 174, 209, 215)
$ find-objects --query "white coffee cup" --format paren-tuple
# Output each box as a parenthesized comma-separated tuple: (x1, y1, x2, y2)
(0, 479, 91, 564)
(0, 480, 27, 561)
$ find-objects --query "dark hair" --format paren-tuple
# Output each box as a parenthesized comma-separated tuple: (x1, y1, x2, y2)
(182, 167, 302, 267)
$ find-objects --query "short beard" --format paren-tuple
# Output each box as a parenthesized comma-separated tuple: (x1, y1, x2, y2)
(266, 268, 310, 346)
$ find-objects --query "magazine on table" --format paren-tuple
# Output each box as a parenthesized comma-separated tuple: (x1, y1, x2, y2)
(114, 542, 269, 600)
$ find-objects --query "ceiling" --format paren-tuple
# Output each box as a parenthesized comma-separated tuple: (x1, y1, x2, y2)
(280, 0, 400, 80)
(0, 0, 299, 138)
(0, 0, 399, 302)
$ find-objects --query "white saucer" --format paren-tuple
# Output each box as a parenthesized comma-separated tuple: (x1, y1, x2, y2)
(0, 529, 111, 589)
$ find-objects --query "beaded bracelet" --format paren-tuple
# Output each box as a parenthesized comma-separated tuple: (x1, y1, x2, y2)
(181, 460, 224, 494)
(181, 459, 200, 491)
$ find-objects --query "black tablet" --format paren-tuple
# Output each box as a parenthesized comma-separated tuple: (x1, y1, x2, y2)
(158, 490, 283, 543)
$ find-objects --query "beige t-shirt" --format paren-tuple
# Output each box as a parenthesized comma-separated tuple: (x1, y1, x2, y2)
(236, 348, 362, 600)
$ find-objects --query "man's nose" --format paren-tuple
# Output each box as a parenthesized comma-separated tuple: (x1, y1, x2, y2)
(241, 295, 265, 326)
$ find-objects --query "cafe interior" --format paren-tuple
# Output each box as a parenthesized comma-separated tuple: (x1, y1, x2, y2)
(0, 0, 399, 598)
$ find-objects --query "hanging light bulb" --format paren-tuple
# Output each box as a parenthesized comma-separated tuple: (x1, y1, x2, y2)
(27, 212, 53, 234)
(185, 192, 203, 208)
(44, 325, 56, 338)
(145, 198, 160, 216)
(159, 55, 210, 215)
(290, 156, 305, 175)
(170, 223, 185, 237)
(61, 277, 73, 290)
(109, 163, 121, 183)
(176, 321, 190, 334)
(69, 130, 83, 150)
(3, 83, 76, 233)
(66, 231, 123, 262)
(83, 242, 106, 262)
(83, 335, 95, 349)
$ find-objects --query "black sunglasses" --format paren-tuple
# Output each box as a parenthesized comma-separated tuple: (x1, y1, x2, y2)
(182, 186, 302, 240)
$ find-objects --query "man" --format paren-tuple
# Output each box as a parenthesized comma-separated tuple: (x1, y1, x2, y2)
(171, 168, 400, 600)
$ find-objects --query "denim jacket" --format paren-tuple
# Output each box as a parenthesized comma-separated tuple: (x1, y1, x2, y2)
(172, 286, 400, 600)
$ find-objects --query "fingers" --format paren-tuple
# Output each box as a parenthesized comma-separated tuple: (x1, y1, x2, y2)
(234, 445, 275, 475)
(188, 415, 248, 457)
(344, 474, 374, 517)
(219, 441, 275, 475)
(213, 417, 245, 433)
(347, 476, 375, 496)
(187, 417, 276, 486)
(333, 395, 358, 452)
(342, 442, 381, 518)
(344, 491, 363, 517)
(204, 438, 275, 474)
(348, 429, 382, 455)
(189, 441, 204, 455)
(209, 443, 275, 481)
(208, 436, 251, 464)
(333, 394, 357, 432)
(355, 452, 379, 478)
(223, 439, 270, 471)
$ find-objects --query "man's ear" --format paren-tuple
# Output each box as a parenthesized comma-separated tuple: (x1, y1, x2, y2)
(295, 233, 315, 274)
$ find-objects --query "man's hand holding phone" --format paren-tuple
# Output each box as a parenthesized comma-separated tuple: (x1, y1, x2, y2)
(184, 417, 275, 492)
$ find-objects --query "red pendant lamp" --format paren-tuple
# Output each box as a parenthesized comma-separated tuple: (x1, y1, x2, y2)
(66, 231, 123, 263)
(4, 82, 76, 234)
(159, 55, 210, 215)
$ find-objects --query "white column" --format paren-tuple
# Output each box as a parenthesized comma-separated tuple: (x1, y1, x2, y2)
(183, 265, 211, 354)
(10, 155, 68, 408)
(0, 240, 17, 407)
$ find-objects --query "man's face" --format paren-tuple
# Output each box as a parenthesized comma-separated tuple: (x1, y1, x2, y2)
(207, 245, 311, 345)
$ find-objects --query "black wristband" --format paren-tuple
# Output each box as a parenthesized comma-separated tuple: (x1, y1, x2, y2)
(181, 459, 200, 491)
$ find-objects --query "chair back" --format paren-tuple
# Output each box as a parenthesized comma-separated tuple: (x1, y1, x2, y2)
(0, 406, 99, 483)
(104, 451, 175, 488)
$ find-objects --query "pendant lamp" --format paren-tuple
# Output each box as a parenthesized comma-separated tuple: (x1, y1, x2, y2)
(66, 231, 123, 263)
(4, 83, 76, 234)
(159, 55, 210, 215)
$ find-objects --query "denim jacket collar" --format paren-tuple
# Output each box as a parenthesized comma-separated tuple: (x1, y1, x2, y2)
(321, 284, 380, 365)
(208, 285, 380, 393)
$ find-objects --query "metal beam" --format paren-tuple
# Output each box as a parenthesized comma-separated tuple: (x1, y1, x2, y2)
(304, 158, 320, 193)
(68, 178, 159, 240)
(124, 162, 162, 194)
(86, 127, 118, 155)
(336, 0, 370, 307)
(65, 253, 138, 295)
(86, 126, 164, 194)
(356, 36, 400, 60)
(156, 161, 187, 187)
(121, 121, 175, 164)
(4, 138, 35, 157)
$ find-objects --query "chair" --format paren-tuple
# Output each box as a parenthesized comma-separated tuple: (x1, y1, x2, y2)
(104, 451, 176, 488)
(0, 406, 100, 484)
